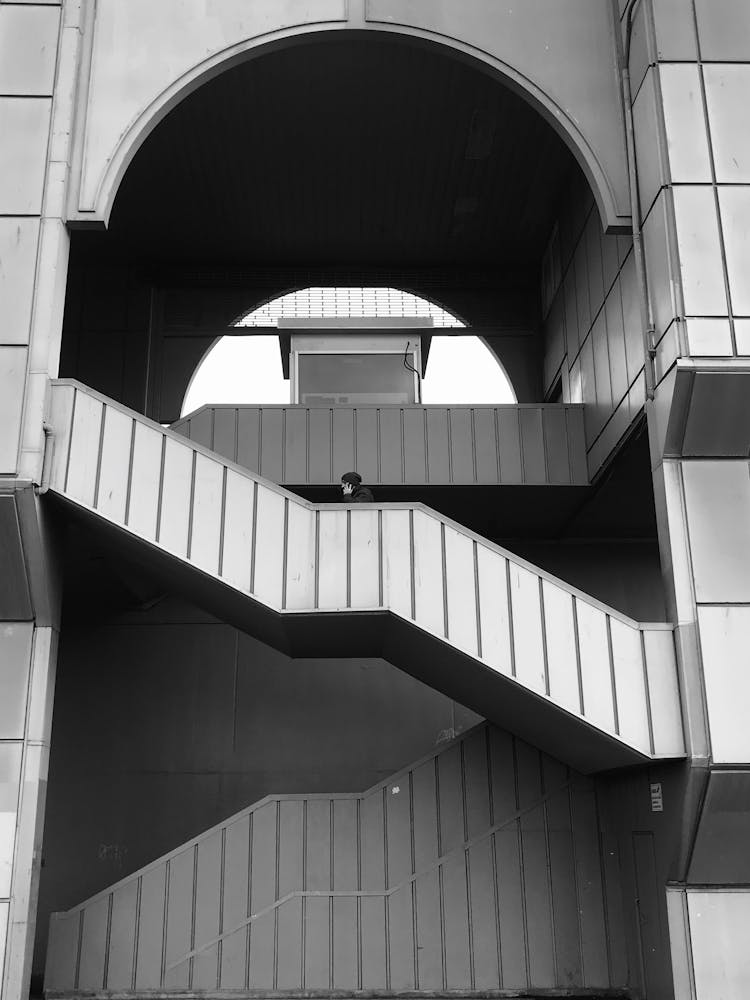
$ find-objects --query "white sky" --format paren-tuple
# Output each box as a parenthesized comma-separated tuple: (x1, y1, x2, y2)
(181, 334, 516, 415)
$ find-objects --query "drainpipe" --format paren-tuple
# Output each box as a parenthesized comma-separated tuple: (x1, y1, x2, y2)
(37, 421, 54, 495)
(621, 0, 657, 401)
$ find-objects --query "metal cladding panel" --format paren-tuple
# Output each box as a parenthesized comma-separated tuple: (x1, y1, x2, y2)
(444, 527, 478, 656)
(187, 409, 212, 451)
(173, 404, 588, 486)
(643, 629, 684, 758)
(546, 763, 581, 985)
(381, 509, 411, 619)
(47, 381, 682, 777)
(571, 779, 609, 988)
(496, 408, 524, 481)
(402, 408, 427, 484)
(332, 801, 358, 988)
(542, 408, 571, 484)
(519, 408, 546, 484)
(284, 503, 315, 610)
(0, 499, 32, 621)
(97, 407, 133, 523)
(252, 487, 284, 607)
(509, 564, 546, 696)
(127, 423, 162, 540)
(236, 408, 260, 473)
(159, 438, 193, 557)
(77, 896, 109, 991)
(605, 283, 629, 405)
(449, 408, 474, 482)
(412, 511, 443, 637)
(193, 831, 222, 987)
(473, 407, 500, 483)
(317, 509, 348, 610)
(212, 407, 236, 463)
(220, 815, 250, 989)
(190, 455, 223, 574)
(476, 547, 512, 676)
(248, 803, 276, 989)
(65, 392, 102, 507)
(221, 472, 253, 592)
(44, 913, 80, 994)
(284, 407, 307, 484)
(543, 583, 580, 716)
(355, 407, 379, 484)
(332, 408, 355, 480)
(135, 865, 166, 989)
(259, 408, 284, 484)
(46, 723, 634, 994)
(468, 837, 499, 987)
(277, 802, 304, 990)
(308, 408, 331, 484)
(379, 408, 402, 483)
(164, 848, 193, 989)
(425, 408, 451, 482)
(577, 602, 616, 734)
(107, 881, 137, 990)
(510, 744, 544, 985)
(349, 508, 379, 609)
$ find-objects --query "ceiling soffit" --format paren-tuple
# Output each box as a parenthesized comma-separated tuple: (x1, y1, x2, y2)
(109, 36, 576, 270)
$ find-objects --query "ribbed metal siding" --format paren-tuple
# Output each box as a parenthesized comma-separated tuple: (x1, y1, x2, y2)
(45, 380, 684, 766)
(172, 404, 589, 486)
(45, 724, 629, 994)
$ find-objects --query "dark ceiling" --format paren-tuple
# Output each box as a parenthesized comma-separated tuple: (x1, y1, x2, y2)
(109, 33, 577, 268)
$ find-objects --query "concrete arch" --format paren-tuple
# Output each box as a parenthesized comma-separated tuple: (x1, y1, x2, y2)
(85, 19, 628, 231)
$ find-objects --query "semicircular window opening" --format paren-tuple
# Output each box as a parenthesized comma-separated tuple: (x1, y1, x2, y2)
(181, 287, 516, 416)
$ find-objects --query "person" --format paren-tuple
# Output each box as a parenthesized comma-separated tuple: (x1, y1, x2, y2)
(340, 471, 374, 503)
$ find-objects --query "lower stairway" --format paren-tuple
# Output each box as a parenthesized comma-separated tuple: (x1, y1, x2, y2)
(45, 723, 633, 997)
(44, 379, 684, 774)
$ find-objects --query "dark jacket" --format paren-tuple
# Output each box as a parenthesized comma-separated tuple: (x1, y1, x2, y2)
(349, 484, 374, 503)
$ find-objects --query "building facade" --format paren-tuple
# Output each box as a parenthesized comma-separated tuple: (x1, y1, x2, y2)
(1, 2, 750, 997)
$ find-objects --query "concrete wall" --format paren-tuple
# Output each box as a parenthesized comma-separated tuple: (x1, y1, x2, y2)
(69, 0, 629, 230)
(630, 0, 750, 989)
(0, 4, 76, 999)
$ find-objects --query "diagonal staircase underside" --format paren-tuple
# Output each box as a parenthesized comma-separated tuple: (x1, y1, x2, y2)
(45, 380, 684, 773)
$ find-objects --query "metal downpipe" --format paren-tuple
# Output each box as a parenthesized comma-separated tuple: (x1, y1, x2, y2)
(621, 0, 657, 401)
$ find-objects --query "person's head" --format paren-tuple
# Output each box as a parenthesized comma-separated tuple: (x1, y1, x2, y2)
(341, 471, 362, 496)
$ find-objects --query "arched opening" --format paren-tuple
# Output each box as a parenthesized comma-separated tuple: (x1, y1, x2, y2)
(89, 23, 626, 232)
(45, 29, 665, 998)
(181, 287, 516, 415)
(62, 31, 584, 419)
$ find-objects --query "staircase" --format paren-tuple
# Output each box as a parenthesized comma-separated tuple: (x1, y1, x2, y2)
(45, 724, 633, 997)
(44, 380, 684, 773)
